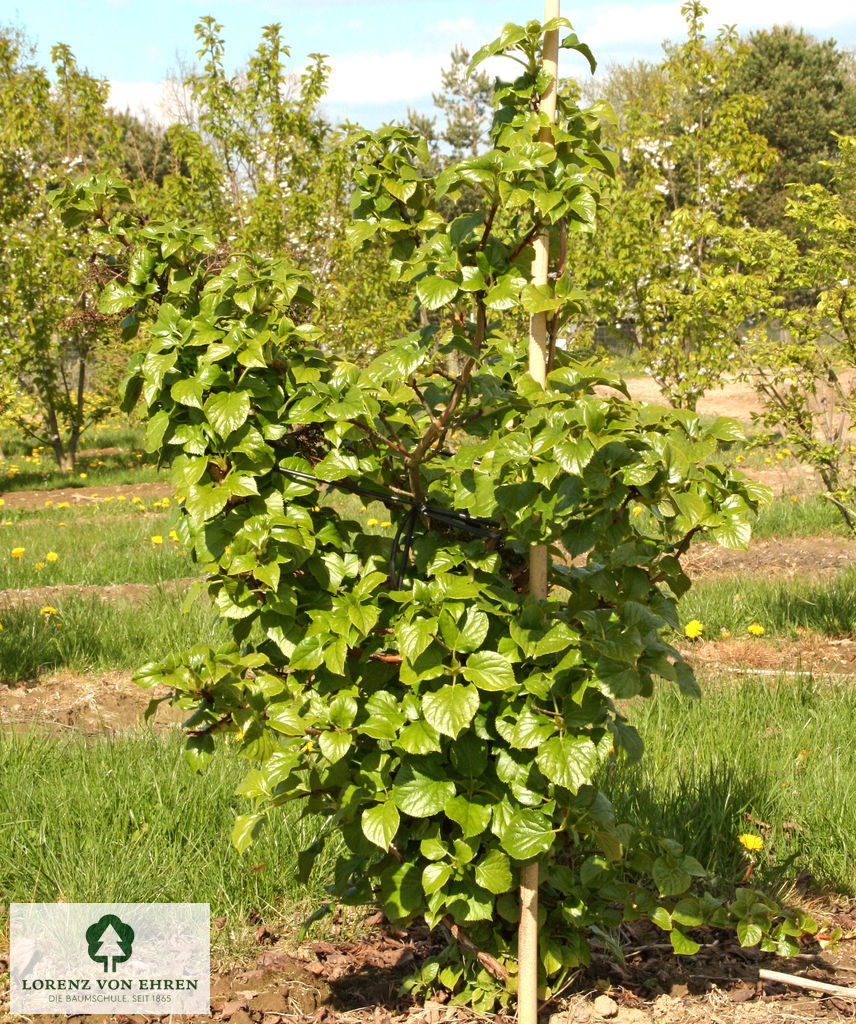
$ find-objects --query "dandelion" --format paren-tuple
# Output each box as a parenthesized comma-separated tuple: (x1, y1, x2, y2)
(79, 473, 87, 479)
(684, 619, 704, 640)
(380, 520, 391, 528)
(0, 499, 4, 507)
(35, 561, 45, 570)
(57, 501, 70, 509)
(11, 546, 24, 559)
(59, 522, 67, 528)
(791, 496, 799, 503)
(748, 622, 765, 636)
(168, 530, 179, 542)
(764, 457, 771, 464)
(162, 497, 170, 508)
(151, 535, 164, 545)
(720, 627, 731, 639)
(153, 501, 163, 509)
(367, 518, 378, 526)
(633, 506, 643, 517)
(118, 496, 127, 502)
(103, 496, 113, 503)
(39, 605, 58, 616)
(45, 552, 58, 562)
(738, 834, 763, 852)
(44, 500, 53, 507)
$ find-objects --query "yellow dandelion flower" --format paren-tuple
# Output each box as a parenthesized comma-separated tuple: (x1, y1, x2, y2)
(764, 457, 771, 464)
(132, 496, 141, 504)
(161, 497, 170, 507)
(44, 499, 53, 507)
(720, 627, 731, 639)
(57, 501, 70, 509)
(168, 530, 179, 542)
(748, 622, 765, 637)
(153, 501, 162, 509)
(791, 496, 799, 503)
(0, 499, 4, 507)
(735, 454, 745, 463)
(39, 605, 58, 616)
(783, 448, 792, 456)
(738, 834, 763, 852)
(151, 535, 164, 545)
(118, 495, 127, 502)
(367, 518, 378, 527)
(380, 520, 392, 528)
(103, 496, 113, 503)
(684, 619, 704, 640)
(45, 552, 58, 562)
(79, 472, 87, 479)
(0, 620, 3, 630)
(34, 561, 45, 570)
(11, 547, 24, 558)
(59, 522, 67, 527)
(633, 506, 643, 517)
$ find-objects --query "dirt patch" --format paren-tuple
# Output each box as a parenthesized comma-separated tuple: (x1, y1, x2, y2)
(683, 536, 856, 581)
(0, 670, 184, 733)
(4, 920, 856, 1024)
(0, 578, 196, 610)
(681, 636, 856, 677)
(0, 480, 172, 510)
(613, 376, 766, 424)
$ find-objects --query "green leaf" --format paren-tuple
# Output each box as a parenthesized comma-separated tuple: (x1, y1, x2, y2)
(444, 795, 492, 837)
(455, 608, 490, 653)
(501, 809, 555, 860)
(204, 391, 251, 437)
(669, 927, 701, 955)
(361, 800, 400, 851)
(232, 812, 263, 854)
(536, 735, 598, 793)
(417, 275, 459, 310)
(463, 650, 515, 691)
(474, 848, 512, 894)
(318, 731, 352, 763)
(392, 763, 456, 816)
(422, 862, 452, 896)
(737, 919, 763, 947)
(652, 856, 691, 896)
(397, 618, 436, 662)
(422, 683, 479, 738)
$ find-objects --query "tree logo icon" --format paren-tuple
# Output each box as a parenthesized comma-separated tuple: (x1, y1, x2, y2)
(85, 915, 135, 973)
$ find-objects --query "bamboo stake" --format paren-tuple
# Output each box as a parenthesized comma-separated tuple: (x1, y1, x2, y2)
(759, 968, 856, 999)
(519, 5, 560, 1024)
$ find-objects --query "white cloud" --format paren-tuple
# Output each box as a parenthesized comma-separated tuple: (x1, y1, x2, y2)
(581, 0, 856, 56)
(107, 80, 184, 126)
(326, 50, 446, 106)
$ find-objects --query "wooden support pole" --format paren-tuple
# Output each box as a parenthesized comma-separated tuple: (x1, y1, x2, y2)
(519, 4, 559, 1024)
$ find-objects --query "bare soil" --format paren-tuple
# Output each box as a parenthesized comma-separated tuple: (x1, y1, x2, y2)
(620, 376, 765, 424)
(0, 669, 183, 733)
(683, 536, 856, 582)
(0, 480, 172, 511)
(4, 920, 856, 1024)
(0, 578, 195, 611)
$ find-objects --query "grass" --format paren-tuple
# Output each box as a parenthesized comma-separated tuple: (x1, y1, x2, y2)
(0, 514, 193, 587)
(752, 494, 846, 539)
(678, 566, 856, 639)
(0, 590, 228, 685)
(0, 450, 165, 492)
(607, 672, 856, 896)
(0, 728, 340, 947)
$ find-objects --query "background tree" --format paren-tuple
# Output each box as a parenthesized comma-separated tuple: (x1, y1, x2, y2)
(574, 1, 772, 410)
(729, 25, 856, 231)
(0, 28, 126, 470)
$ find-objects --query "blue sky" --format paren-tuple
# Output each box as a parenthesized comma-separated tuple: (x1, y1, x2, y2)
(3, 0, 856, 127)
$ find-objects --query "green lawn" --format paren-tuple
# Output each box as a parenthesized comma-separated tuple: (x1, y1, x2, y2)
(610, 672, 856, 897)
(0, 728, 339, 949)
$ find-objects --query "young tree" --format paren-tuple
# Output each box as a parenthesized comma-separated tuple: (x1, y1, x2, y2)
(57, 15, 813, 1009)
(729, 25, 856, 232)
(0, 29, 125, 470)
(749, 136, 856, 533)
(575, 1, 772, 410)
